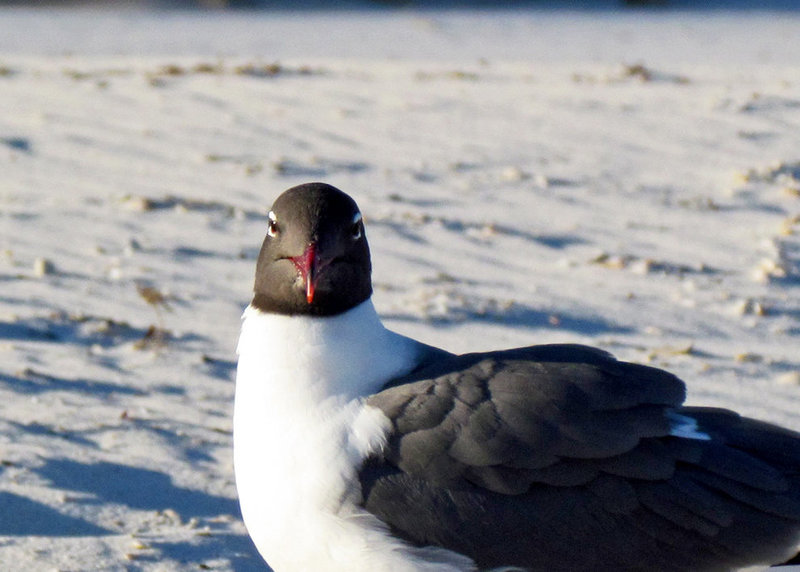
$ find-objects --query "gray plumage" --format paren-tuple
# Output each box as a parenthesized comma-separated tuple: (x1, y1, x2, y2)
(362, 344, 800, 571)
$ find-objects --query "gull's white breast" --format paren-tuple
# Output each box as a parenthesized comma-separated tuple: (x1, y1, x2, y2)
(234, 300, 476, 572)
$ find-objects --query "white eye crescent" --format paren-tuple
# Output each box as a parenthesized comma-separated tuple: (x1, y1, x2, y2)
(267, 211, 279, 237)
(351, 212, 363, 240)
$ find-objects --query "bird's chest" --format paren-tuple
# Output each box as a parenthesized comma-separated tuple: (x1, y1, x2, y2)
(233, 357, 363, 512)
(232, 305, 430, 570)
(233, 353, 395, 568)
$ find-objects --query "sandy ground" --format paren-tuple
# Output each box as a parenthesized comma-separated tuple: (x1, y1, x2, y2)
(1, 7, 800, 571)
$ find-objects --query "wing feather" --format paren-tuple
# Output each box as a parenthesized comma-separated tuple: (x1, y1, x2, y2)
(361, 344, 800, 571)
(367, 344, 685, 488)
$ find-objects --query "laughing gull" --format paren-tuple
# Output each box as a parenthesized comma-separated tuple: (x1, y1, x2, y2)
(234, 182, 800, 571)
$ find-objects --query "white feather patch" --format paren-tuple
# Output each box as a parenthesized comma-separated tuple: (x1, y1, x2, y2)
(667, 411, 711, 441)
(234, 300, 477, 571)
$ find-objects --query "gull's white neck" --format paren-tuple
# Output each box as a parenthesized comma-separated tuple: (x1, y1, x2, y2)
(234, 300, 472, 572)
(236, 299, 419, 407)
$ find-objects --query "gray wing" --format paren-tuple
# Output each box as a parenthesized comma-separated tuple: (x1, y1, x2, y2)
(361, 344, 800, 571)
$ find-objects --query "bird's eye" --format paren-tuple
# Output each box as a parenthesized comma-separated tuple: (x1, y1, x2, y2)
(267, 212, 279, 238)
(350, 212, 363, 240)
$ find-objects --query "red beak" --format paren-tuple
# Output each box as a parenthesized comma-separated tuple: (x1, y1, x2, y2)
(290, 243, 318, 304)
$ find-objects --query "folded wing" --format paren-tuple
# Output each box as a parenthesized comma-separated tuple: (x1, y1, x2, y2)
(362, 344, 800, 571)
